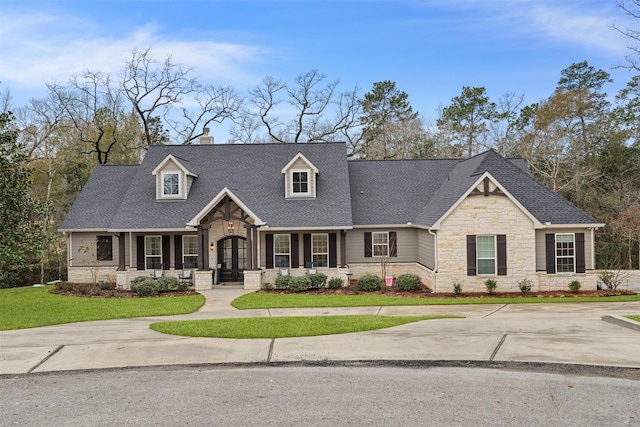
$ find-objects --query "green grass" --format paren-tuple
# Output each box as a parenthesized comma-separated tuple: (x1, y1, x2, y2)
(0, 286, 205, 330)
(625, 315, 640, 323)
(150, 315, 460, 338)
(232, 292, 640, 309)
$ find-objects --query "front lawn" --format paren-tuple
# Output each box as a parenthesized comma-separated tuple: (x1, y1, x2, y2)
(150, 315, 460, 338)
(625, 315, 640, 323)
(0, 286, 205, 330)
(232, 292, 640, 309)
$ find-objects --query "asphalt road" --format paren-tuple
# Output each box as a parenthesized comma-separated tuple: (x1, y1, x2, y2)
(2, 364, 639, 426)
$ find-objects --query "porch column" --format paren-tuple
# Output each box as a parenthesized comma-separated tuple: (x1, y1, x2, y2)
(252, 226, 259, 270)
(197, 225, 210, 271)
(245, 224, 253, 270)
(340, 229, 347, 268)
(118, 232, 126, 271)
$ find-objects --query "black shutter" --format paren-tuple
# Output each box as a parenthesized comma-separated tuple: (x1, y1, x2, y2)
(162, 235, 170, 269)
(174, 235, 183, 269)
(291, 233, 299, 268)
(329, 233, 337, 268)
(467, 235, 476, 276)
(303, 233, 311, 267)
(575, 233, 586, 273)
(497, 234, 507, 276)
(136, 236, 145, 270)
(265, 234, 274, 269)
(364, 232, 372, 258)
(545, 233, 556, 274)
(389, 232, 397, 257)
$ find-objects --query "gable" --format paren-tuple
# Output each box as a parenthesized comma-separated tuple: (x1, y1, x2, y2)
(281, 152, 319, 198)
(152, 154, 198, 200)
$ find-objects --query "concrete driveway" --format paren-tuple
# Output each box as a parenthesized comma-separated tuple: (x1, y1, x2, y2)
(2, 286, 640, 375)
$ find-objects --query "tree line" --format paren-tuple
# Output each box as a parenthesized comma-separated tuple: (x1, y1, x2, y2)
(4, 2, 640, 286)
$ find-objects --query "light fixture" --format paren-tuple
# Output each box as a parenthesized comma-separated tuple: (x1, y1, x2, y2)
(228, 220, 235, 234)
(209, 242, 215, 251)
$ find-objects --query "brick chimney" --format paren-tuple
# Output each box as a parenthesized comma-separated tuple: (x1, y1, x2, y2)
(199, 127, 214, 144)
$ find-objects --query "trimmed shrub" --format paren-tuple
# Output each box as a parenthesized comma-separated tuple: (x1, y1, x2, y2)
(289, 276, 311, 292)
(157, 276, 179, 293)
(308, 273, 328, 289)
(176, 281, 190, 292)
(568, 280, 581, 293)
(453, 281, 462, 295)
(274, 275, 290, 290)
(396, 274, 421, 291)
(99, 281, 116, 290)
(484, 278, 497, 295)
(358, 274, 382, 292)
(130, 277, 159, 297)
(261, 282, 274, 291)
(518, 278, 533, 294)
(327, 277, 343, 290)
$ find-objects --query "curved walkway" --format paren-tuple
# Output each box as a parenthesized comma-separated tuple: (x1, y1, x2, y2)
(1, 286, 640, 375)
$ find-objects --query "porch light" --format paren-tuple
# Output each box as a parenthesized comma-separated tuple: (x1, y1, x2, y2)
(209, 242, 215, 251)
(228, 220, 235, 234)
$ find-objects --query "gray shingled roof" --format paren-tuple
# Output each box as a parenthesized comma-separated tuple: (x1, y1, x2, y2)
(60, 144, 599, 232)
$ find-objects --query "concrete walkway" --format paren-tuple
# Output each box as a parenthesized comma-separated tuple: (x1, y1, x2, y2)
(2, 286, 640, 375)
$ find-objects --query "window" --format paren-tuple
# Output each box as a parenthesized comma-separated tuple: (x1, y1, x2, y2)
(292, 171, 309, 194)
(312, 234, 328, 267)
(476, 235, 496, 275)
(183, 235, 198, 266)
(96, 236, 112, 261)
(556, 233, 575, 273)
(274, 234, 291, 268)
(163, 173, 179, 196)
(372, 232, 389, 257)
(145, 236, 162, 269)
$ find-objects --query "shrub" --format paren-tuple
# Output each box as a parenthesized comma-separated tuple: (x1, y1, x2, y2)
(130, 278, 159, 297)
(289, 276, 311, 292)
(156, 276, 179, 293)
(261, 282, 274, 291)
(176, 281, 190, 292)
(484, 278, 497, 295)
(99, 281, 116, 291)
(518, 278, 533, 294)
(453, 281, 462, 295)
(327, 277, 343, 290)
(274, 275, 290, 290)
(308, 273, 328, 289)
(568, 280, 581, 293)
(396, 274, 421, 291)
(358, 274, 382, 292)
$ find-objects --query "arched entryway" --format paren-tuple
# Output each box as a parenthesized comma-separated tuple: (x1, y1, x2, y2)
(217, 236, 247, 282)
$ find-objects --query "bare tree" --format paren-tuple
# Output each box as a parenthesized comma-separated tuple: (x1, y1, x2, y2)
(613, 0, 640, 71)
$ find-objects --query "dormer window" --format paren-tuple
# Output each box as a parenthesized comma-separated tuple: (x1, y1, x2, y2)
(163, 173, 180, 196)
(292, 171, 309, 194)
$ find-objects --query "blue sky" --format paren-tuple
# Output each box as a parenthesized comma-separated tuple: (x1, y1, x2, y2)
(1, 0, 637, 141)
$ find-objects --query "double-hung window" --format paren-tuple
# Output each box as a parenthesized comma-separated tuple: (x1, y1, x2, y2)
(556, 233, 575, 273)
(274, 234, 291, 268)
(96, 236, 113, 261)
(372, 232, 389, 257)
(476, 235, 496, 275)
(163, 173, 180, 196)
(145, 236, 162, 269)
(183, 235, 198, 266)
(311, 234, 328, 267)
(292, 171, 309, 195)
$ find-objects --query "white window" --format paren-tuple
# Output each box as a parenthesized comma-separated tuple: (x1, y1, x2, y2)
(163, 172, 180, 196)
(312, 234, 328, 267)
(145, 236, 162, 269)
(274, 234, 291, 268)
(372, 232, 389, 257)
(183, 235, 198, 267)
(476, 235, 496, 275)
(291, 171, 309, 195)
(556, 233, 575, 273)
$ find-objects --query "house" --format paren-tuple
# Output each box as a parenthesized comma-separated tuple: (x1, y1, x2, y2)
(59, 140, 604, 293)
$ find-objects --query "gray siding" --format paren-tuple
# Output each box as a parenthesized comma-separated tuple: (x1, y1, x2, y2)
(535, 229, 595, 271)
(259, 230, 342, 269)
(417, 229, 435, 270)
(70, 232, 119, 267)
(345, 228, 418, 264)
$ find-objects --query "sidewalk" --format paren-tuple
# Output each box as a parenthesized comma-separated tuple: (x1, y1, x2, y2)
(2, 286, 640, 375)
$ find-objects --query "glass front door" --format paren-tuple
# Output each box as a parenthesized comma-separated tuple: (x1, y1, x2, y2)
(217, 236, 246, 282)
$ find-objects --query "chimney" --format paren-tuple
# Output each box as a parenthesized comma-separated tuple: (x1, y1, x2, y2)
(199, 127, 214, 144)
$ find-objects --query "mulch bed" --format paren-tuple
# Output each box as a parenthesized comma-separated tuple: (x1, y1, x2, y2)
(49, 282, 198, 298)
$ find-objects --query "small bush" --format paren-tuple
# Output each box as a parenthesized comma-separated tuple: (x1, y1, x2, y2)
(308, 273, 328, 289)
(274, 275, 290, 290)
(518, 278, 533, 294)
(396, 274, 421, 291)
(327, 277, 343, 289)
(453, 281, 462, 295)
(176, 281, 190, 292)
(289, 276, 311, 292)
(261, 282, 274, 291)
(484, 278, 497, 295)
(130, 278, 159, 297)
(99, 281, 116, 290)
(157, 276, 179, 293)
(568, 280, 581, 293)
(358, 274, 382, 292)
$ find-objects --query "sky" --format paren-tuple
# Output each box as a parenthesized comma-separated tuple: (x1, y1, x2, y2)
(1, 0, 638, 142)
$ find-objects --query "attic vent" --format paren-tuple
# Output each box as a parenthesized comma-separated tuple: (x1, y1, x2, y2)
(199, 127, 214, 144)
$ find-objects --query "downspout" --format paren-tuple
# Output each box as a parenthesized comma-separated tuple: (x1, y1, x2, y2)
(590, 228, 595, 271)
(428, 228, 438, 293)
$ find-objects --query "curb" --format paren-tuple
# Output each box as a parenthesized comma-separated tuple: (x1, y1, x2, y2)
(602, 315, 640, 332)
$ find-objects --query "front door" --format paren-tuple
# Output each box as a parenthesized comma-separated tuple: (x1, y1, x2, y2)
(217, 236, 247, 282)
